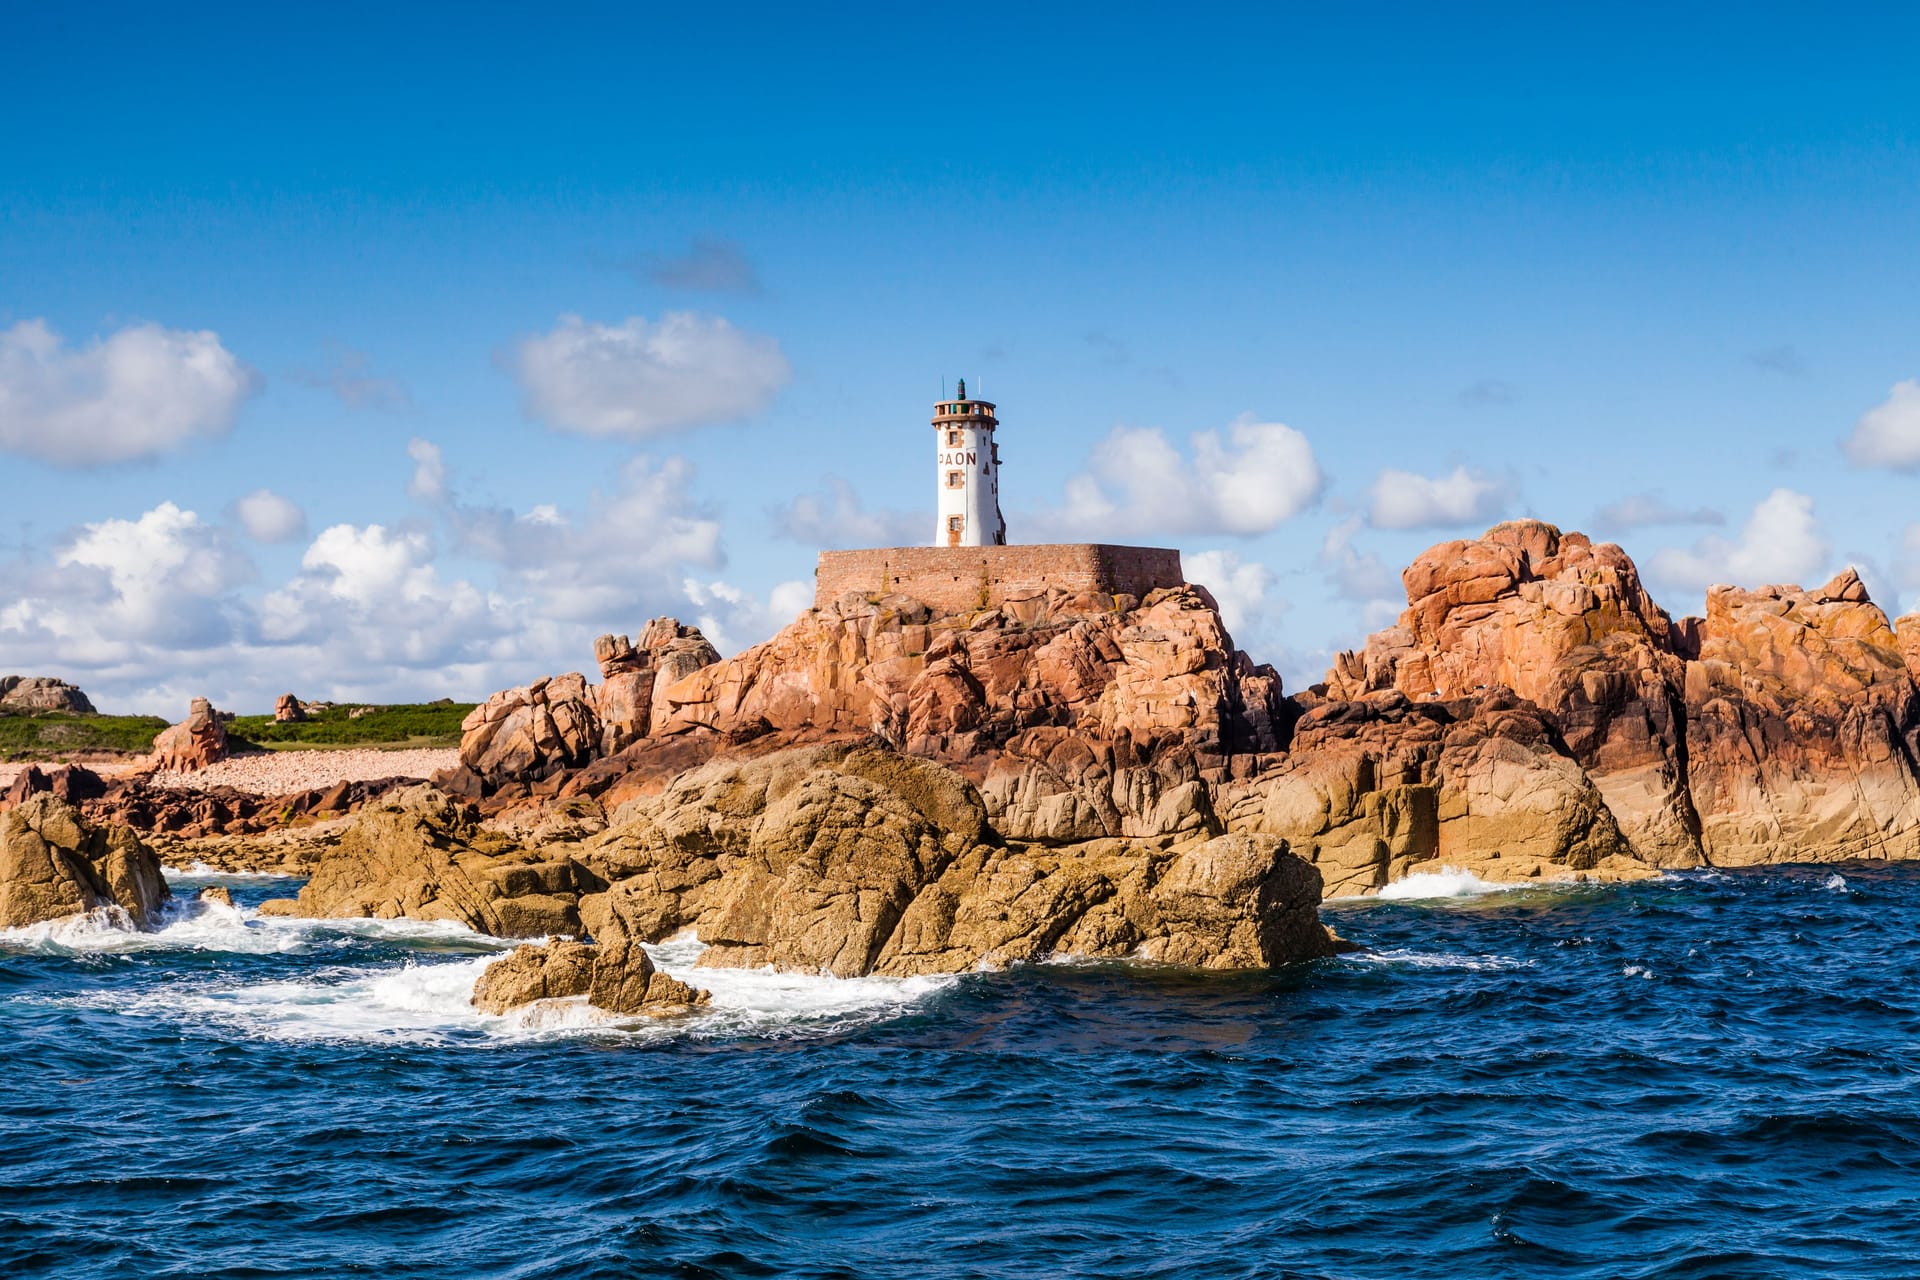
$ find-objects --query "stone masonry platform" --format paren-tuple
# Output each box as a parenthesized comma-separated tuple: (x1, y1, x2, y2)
(814, 545, 1184, 614)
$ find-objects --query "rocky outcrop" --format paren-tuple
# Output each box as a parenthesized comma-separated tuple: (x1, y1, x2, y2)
(0, 676, 96, 714)
(283, 743, 1341, 974)
(1320, 524, 1920, 872)
(274, 694, 306, 723)
(1680, 571, 1920, 864)
(572, 742, 1339, 975)
(1326, 520, 1699, 866)
(0, 794, 169, 929)
(453, 589, 1288, 853)
(257, 785, 601, 936)
(452, 619, 723, 792)
(1218, 689, 1656, 895)
(150, 698, 229, 773)
(470, 938, 708, 1017)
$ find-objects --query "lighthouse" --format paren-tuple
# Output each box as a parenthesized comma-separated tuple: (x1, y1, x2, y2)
(932, 379, 1006, 547)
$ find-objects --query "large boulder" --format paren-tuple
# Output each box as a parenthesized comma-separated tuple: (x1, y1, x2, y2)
(456, 674, 600, 789)
(470, 938, 708, 1017)
(274, 694, 306, 723)
(0, 676, 96, 714)
(256, 784, 600, 937)
(150, 697, 229, 772)
(0, 794, 169, 929)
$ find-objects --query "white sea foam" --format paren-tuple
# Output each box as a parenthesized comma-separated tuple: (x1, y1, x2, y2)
(0, 895, 508, 958)
(162, 862, 304, 882)
(1623, 963, 1654, 980)
(1823, 873, 1849, 893)
(1353, 948, 1532, 972)
(1376, 868, 1514, 900)
(44, 930, 955, 1047)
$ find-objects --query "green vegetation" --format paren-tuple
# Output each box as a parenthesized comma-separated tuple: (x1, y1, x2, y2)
(227, 701, 475, 749)
(0, 710, 170, 760)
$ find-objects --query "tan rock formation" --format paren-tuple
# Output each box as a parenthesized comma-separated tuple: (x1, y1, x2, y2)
(150, 698, 229, 773)
(274, 694, 306, 723)
(573, 742, 1339, 976)
(256, 785, 600, 936)
(283, 743, 1339, 974)
(0, 794, 169, 929)
(470, 938, 707, 1017)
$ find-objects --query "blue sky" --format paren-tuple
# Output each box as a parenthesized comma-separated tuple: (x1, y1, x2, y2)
(3, 3, 1918, 714)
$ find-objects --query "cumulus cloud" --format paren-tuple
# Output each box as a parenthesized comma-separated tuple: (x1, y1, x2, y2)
(510, 312, 790, 437)
(292, 344, 410, 411)
(0, 319, 257, 466)
(1185, 549, 1282, 647)
(1842, 380, 1920, 471)
(643, 238, 762, 294)
(229, 489, 308, 543)
(1031, 417, 1322, 540)
(771, 477, 922, 548)
(1590, 493, 1724, 535)
(0, 504, 255, 686)
(0, 437, 811, 713)
(1651, 488, 1830, 591)
(1320, 516, 1401, 603)
(1368, 465, 1511, 530)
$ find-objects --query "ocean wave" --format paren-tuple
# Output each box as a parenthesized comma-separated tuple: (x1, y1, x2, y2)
(44, 932, 955, 1047)
(161, 862, 305, 882)
(1375, 868, 1516, 900)
(1351, 947, 1532, 972)
(0, 896, 510, 958)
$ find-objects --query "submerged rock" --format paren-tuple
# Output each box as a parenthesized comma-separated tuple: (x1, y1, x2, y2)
(0, 794, 169, 929)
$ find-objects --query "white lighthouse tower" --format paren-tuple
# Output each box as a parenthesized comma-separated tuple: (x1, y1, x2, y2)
(932, 379, 1005, 547)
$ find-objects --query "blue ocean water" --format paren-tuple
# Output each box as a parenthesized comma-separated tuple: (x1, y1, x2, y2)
(5, 864, 1920, 1279)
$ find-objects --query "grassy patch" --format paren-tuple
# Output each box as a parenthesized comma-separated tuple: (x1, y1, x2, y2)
(0, 711, 170, 759)
(227, 701, 475, 749)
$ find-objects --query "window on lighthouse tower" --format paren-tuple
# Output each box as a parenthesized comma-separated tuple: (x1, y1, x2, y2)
(946, 470, 964, 488)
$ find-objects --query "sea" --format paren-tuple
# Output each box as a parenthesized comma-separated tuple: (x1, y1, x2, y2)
(5, 863, 1919, 1279)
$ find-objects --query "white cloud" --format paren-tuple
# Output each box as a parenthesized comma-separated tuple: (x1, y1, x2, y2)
(1591, 493, 1724, 534)
(0, 504, 254, 684)
(1185, 549, 1282, 648)
(1842, 380, 1920, 471)
(230, 489, 308, 543)
(0, 319, 257, 466)
(1368, 465, 1511, 530)
(772, 477, 922, 548)
(510, 312, 790, 437)
(1030, 417, 1322, 540)
(407, 437, 448, 501)
(0, 443, 812, 715)
(1651, 488, 1830, 591)
(1319, 516, 1401, 603)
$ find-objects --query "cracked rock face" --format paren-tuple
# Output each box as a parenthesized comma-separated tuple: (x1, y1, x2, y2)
(298, 743, 1341, 975)
(0, 794, 169, 930)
